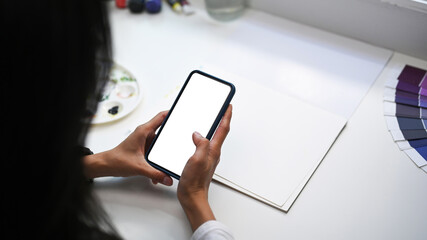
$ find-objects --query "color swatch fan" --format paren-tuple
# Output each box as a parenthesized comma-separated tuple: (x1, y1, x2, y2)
(384, 65, 427, 173)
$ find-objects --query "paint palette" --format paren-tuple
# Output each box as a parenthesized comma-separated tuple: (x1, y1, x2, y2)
(92, 64, 143, 124)
(384, 65, 427, 173)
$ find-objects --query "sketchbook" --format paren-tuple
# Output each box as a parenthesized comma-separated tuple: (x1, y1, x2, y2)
(210, 72, 347, 212)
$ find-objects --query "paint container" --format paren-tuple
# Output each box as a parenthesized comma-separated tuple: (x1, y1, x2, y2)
(205, 0, 246, 21)
(180, 0, 195, 15)
(146, 0, 162, 13)
(129, 0, 145, 13)
(166, 0, 182, 13)
(116, 0, 127, 8)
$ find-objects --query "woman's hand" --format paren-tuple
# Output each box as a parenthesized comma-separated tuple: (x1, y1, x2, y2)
(83, 111, 173, 186)
(177, 105, 232, 231)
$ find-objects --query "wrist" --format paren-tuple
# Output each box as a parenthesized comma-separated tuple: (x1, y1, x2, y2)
(178, 191, 215, 232)
(83, 151, 112, 179)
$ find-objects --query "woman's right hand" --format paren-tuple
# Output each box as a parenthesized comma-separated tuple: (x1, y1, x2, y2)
(177, 105, 232, 231)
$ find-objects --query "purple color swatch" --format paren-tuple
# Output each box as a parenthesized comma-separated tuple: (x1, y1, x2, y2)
(421, 73, 427, 96)
(398, 65, 426, 86)
(421, 95, 427, 108)
(422, 108, 427, 119)
(396, 81, 420, 95)
(393, 66, 427, 122)
(394, 89, 427, 108)
(420, 88, 427, 97)
(395, 103, 424, 119)
(395, 90, 418, 107)
(419, 73, 427, 88)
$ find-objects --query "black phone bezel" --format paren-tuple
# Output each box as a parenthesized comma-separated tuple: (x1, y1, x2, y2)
(145, 70, 236, 180)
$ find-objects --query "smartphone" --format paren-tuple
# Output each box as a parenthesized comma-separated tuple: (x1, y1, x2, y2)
(145, 70, 235, 179)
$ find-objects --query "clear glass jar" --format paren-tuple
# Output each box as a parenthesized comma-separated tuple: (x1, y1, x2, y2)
(205, 0, 246, 22)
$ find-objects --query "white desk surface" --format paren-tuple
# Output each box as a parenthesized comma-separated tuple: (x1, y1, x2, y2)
(87, 2, 427, 239)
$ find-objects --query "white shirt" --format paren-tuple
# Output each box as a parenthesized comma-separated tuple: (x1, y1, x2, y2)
(191, 220, 234, 240)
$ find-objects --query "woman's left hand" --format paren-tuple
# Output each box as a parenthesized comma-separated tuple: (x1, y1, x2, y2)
(83, 111, 173, 186)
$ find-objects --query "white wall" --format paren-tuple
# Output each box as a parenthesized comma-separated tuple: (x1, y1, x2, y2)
(248, 0, 427, 60)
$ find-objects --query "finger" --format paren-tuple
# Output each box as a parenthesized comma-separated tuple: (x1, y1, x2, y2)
(145, 110, 168, 131)
(211, 104, 232, 150)
(144, 132, 157, 152)
(143, 166, 173, 186)
(140, 111, 169, 152)
(191, 131, 210, 161)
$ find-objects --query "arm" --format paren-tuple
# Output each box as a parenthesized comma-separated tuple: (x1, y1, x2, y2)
(178, 105, 232, 231)
(83, 111, 173, 186)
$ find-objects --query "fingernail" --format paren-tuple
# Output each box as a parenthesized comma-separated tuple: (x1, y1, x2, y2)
(162, 177, 172, 186)
(194, 131, 202, 138)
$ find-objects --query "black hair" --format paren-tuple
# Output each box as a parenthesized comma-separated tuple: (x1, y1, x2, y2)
(1, 0, 120, 239)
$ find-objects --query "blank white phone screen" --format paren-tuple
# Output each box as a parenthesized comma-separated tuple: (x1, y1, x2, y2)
(148, 72, 232, 177)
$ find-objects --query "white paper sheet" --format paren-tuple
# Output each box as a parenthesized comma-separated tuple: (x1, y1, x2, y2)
(208, 71, 347, 212)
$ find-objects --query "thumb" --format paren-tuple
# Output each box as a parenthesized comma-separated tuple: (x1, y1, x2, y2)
(145, 167, 173, 186)
(191, 131, 209, 157)
(192, 131, 209, 147)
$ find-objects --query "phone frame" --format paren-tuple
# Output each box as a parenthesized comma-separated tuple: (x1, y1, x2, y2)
(145, 70, 236, 179)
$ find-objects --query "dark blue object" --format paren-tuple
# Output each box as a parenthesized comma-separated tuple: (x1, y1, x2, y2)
(129, 0, 145, 13)
(397, 117, 425, 130)
(400, 129, 427, 140)
(146, 0, 162, 13)
(408, 139, 427, 148)
(414, 146, 427, 162)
